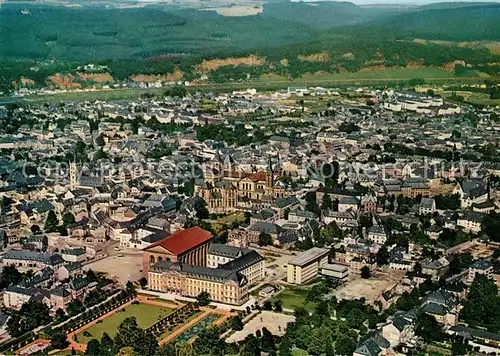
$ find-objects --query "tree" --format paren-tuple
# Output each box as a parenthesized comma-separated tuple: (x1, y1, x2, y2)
(321, 193, 332, 211)
(113, 317, 158, 356)
(196, 291, 211, 306)
(62, 212, 75, 226)
(263, 300, 273, 310)
(165, 85, 187, 98)
(278, 337, 292, 356)
(0, 265, 23, 289)
(261, 327, 276, 352)
(125, 281, 137, 296)
(100, 332, 115, 356)
(194, 199, 209, 220)
(299, 99, 305, 113)
(482, 212, 500, 242)
(308, 325, 332, 355)
(395, 292, 417, 311)
(375, 245, 389, 266)
(44, 210, 59, 232)
(30, 224, 41, 234)
(415, 313, 443, 342)
(460, 274, 500, 333)
(231, 315, 244, 331)
(305, 191, 320, 215)
(451, 336, 469, 355)
(360, 266, 371, 279)
(95, 134, 105, 147)
(75, 140, 88, 163)
(50, 329, 69, 349)
(193, 325, 225, 355)
(55, 308, 67, 322)
(139, 277, 148, 289)
(85, 339, 102, 356)
(258, 232, 273, 246)
(335, 335, 356, 355)
(93, 149, 108, 162)
(273, 300, 283, 313)
(7, 300, 50, 337)
(67, 299, 85, 316)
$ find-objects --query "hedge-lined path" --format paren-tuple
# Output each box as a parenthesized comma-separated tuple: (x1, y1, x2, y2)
(66, 299, 136, 352)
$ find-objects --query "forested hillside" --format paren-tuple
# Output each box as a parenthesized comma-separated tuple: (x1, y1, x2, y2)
(0, 1, 499, 92)
(354, 4, 500, 41)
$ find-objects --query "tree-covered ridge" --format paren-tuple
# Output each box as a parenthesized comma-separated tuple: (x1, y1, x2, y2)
(0, 2, 500, 92)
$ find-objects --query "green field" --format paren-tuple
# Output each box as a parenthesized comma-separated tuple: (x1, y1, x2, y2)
(439, 90, 500, 106)
(270, 288, 316, 313)
(74, 303, 173, 344)
(16, 66, 492, 105)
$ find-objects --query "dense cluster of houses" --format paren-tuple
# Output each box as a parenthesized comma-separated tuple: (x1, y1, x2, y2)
(0, 85, 499, 351)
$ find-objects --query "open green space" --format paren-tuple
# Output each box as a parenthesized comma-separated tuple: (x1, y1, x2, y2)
(270, 288, 316, 313)
(439, 90, 500, 106)
(292, 350, 310, 356)
(16, 67, 491, 105)
(74, 303, 174, 344)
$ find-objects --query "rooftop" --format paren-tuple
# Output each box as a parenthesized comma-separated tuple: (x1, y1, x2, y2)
(288, 247, 329, 267)
(144, 226, 213, 256)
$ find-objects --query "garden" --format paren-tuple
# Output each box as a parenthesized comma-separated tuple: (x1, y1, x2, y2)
(74, 303, 173, 344)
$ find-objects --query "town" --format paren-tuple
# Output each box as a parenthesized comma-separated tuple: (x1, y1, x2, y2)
(0, 84, 499, 356)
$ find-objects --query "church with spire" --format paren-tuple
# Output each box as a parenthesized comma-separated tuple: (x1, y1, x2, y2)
(194, 153, 289, 213)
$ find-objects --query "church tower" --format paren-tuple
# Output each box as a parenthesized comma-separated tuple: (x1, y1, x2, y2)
(69, 162, 78, 190)
(266, 155, 274, 189)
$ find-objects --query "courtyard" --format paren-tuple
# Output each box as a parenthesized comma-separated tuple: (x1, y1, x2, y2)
(74, 303, 174, 344)
(85, 253, 143, 284)
(226, 311, 295, 343)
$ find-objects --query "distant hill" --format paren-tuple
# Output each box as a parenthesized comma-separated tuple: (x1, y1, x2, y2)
(416, 2, 498, 10)
(332, 4, 500, 41)
(260, 1, 405, 29)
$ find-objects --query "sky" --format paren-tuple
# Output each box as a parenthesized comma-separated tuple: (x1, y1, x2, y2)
(299, 0, 499, 4)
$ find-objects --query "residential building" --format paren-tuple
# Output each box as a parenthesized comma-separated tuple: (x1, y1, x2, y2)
(419, 197, 436, 215)
(467, 260, 493, 284)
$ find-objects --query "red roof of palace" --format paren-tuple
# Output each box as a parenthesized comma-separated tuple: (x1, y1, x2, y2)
(146, 226, 213, 255)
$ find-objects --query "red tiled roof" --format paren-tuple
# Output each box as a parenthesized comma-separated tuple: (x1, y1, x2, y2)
(247, 171, 268, 182)
(145, 226, 213, 256)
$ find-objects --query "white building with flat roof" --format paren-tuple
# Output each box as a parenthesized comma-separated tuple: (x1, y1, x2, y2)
(287, 247, 329, 284)
(320, 263, 349, 279)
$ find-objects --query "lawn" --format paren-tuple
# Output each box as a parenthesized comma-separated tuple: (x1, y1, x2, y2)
(74, 303, 174, 344)
(270, 288, 316, 313)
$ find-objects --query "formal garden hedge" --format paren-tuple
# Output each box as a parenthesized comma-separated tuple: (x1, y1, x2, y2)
(0, 331, 36, 354)
(146, 303, 200, 338)
(57, 292, 134, 334)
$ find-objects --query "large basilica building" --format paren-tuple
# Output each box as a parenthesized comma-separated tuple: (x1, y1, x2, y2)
(194, 154, 291, 213)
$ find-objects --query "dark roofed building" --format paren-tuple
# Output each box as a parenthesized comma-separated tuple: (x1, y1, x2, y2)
(2, 250, 64, 269)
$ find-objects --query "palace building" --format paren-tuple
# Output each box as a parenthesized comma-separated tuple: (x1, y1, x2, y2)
(148, 261, 249, 305)
(142, 226, 213, 275)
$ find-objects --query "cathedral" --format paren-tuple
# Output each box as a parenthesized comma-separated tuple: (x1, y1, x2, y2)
(194, 153, 288, 213)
